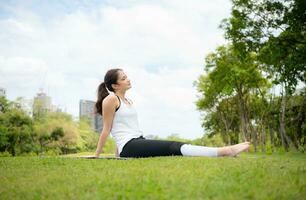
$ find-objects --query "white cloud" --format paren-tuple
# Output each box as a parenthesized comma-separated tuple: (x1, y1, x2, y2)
(0, 0, 231, 139)
(0, 56, 47, 91)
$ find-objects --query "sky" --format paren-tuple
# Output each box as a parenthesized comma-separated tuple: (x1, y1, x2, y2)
(0, 0, 232, 139)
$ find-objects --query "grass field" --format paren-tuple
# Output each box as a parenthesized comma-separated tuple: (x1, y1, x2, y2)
(0, 152, 305, 200)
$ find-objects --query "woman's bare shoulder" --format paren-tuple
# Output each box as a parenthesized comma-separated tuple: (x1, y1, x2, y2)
(103, 94, 119, 106)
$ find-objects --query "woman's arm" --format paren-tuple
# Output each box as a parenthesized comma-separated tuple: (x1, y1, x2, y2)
(94, 130, 110, 157)
(94, 95, 117, 158)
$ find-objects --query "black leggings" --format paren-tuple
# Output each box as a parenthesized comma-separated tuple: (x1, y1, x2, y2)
(119, 136, 187, 158)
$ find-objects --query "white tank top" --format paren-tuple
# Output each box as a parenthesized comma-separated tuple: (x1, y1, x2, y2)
(110, 95, 143, 155)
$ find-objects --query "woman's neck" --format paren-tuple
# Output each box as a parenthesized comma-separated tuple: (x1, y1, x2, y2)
(114, 91, 126, 100)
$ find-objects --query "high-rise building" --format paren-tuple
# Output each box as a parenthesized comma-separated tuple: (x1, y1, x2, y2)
(33, 89, 52, 118)
(95, 114, 103, 133)
(79, 99, 102, 133)
(0, 87, 6, 97)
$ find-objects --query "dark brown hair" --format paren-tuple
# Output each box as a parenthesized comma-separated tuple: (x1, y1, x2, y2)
(95, 68, 122, 115)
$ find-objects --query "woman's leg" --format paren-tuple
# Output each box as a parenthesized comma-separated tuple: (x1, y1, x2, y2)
(181, 142, 250, 157)
(120, 137, 250, 158)
(120, 137, 186, 158)
(180, 144, 218, 157)
(181, 142, 249, 157)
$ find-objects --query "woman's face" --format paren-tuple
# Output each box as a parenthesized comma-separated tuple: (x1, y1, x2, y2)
(114, 70, 131, 91)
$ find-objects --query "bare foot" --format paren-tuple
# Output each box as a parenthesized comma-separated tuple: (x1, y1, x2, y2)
(218, 143, 250, 157)
(228, 143, 250, 157)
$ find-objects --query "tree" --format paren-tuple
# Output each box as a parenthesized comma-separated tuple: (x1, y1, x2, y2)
(221, 0, 306, 151)
(36, 126, 64, 154)
(0, 96, 10, 113)
(0, 109, 35, 156)
(195, 45, 268, 143)
(33, 112, 78, 154)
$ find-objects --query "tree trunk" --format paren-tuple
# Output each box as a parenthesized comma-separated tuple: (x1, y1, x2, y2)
(219, 112, 231, 145)
(279, 91, 295, 151)
(279, 92, 288, 151)
(250, 126, 256, 152)
(237, 91, 249, 142)
(268, 125, 275, 152)
(261, 123, 266, 153)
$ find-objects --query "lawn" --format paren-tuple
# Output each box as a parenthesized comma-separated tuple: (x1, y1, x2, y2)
(0, 152, 305, 200)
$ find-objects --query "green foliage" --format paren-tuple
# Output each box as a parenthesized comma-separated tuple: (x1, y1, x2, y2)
(165, 133, 193, 143)
(44, 149, 62, 156)
(0, 97, 103, 156)
(195, 45, 268, 143)
(0, 108, 35, 156)
(196, 45, 267, 109)
(102, 136, 116, 154)
(0, 96, 10, 113)
(51, 127, 64, 141)
(191, 133, 226, 147)
(195, 0, 305, 152)
(77, 118, 99, 151)
(0, 151, 12, 157)
(223, 0, 305, 93)
(33, 112, 77, 154)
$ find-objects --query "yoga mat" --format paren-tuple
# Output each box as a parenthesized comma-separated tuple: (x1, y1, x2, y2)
(77, 155, 132, 160)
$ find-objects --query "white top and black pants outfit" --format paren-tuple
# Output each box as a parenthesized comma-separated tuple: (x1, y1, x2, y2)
(111, 95, 219, 158)
(111, 95, 186, 158)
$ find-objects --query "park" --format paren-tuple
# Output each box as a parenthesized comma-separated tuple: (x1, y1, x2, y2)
(0, 0, 305, 199)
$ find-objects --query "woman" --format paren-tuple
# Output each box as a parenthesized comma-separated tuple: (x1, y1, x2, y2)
(94, 68, 250, 158)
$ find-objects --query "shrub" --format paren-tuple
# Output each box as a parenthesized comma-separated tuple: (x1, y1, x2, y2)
(0, 151, 12, 157)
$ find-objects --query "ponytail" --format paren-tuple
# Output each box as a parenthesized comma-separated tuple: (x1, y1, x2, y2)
(95, 68, 122, 115)
(95, 82, 109, 115)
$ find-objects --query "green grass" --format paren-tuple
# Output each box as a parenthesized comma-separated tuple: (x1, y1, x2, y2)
(0, 152, 305, 200)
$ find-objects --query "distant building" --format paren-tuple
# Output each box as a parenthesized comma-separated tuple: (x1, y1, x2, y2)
(0, 87, 6, 97)
(51, 104, 63, 113)
(19, 98, 33, 117)
(95, 114, 103, 133)
(33, 89, 52, 118)
(79, 99, 102, 133)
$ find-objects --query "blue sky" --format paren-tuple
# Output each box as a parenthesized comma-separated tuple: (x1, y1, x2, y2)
(0, 0, 232, 139)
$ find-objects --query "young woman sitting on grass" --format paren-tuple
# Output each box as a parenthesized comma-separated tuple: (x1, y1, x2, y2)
(94, 68, 250, 158)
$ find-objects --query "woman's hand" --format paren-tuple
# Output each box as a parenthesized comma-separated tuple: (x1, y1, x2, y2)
(93, 152, 100, 159)
(94, 151, 100, 159)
